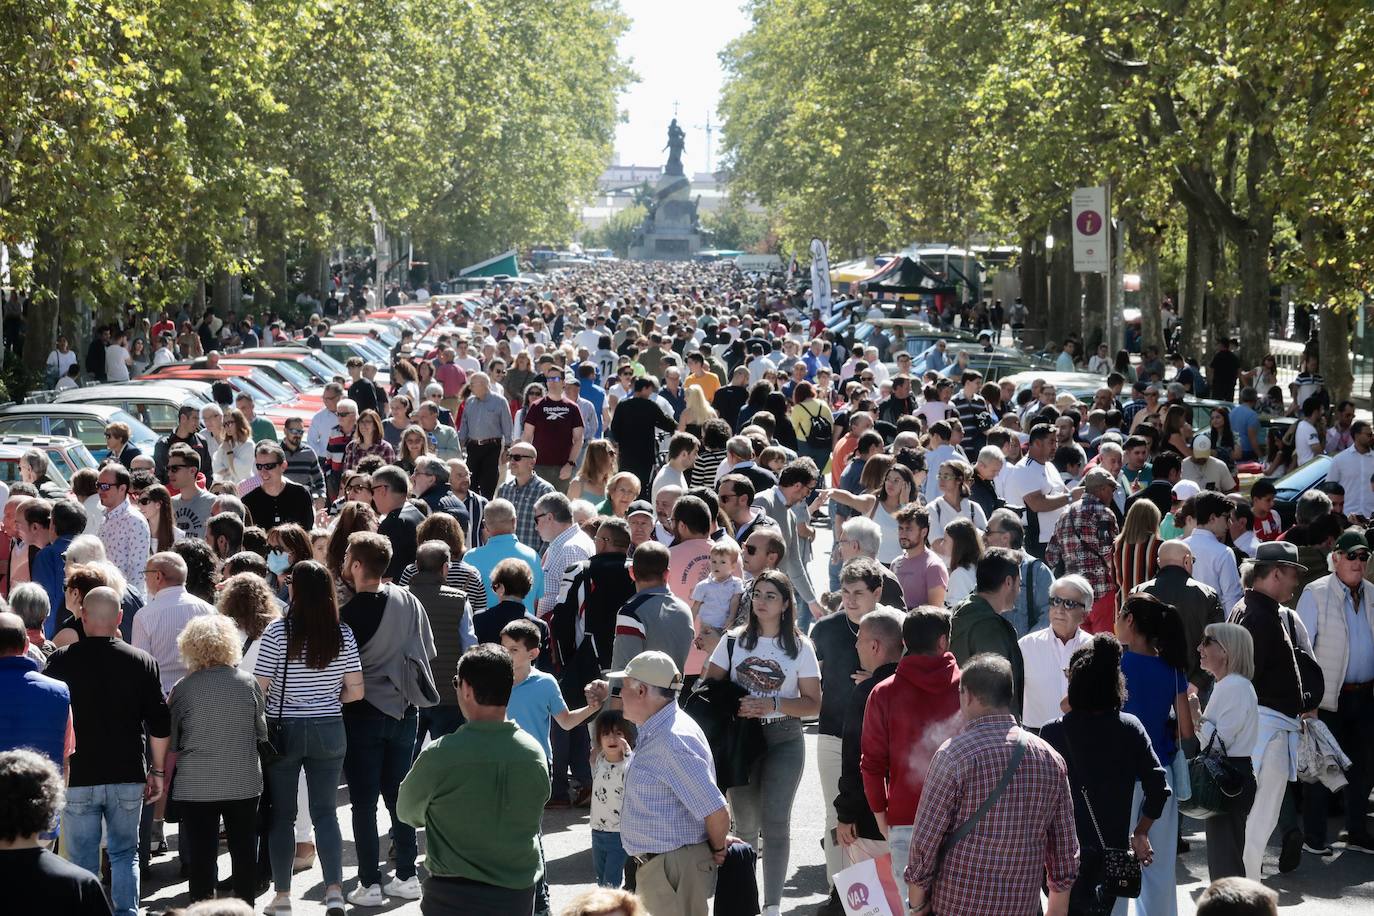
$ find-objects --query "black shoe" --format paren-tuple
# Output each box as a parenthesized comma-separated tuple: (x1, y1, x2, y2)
(1177, 836, 1191, 854)
(1279, 828, 1303, 873)
(1339, 831, 1374, 854)
(816, 887, 845, 916)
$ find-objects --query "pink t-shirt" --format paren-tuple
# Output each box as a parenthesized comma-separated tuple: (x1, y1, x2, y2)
(890, 549, 950, 609)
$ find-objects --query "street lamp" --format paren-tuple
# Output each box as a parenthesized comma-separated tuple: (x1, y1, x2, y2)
(1044, 234, 1055, 345)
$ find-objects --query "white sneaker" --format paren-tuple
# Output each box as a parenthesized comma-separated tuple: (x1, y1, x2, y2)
(346, 883, 387, 907)
(384, 875, 423, 899)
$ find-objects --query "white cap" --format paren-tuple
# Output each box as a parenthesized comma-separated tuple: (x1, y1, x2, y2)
(1192, 433, 1212, 453)
(1172, 480, 1202, 501)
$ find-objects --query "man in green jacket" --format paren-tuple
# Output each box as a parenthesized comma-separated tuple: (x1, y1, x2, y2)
(398, 643, 550, 913)
(949, 547, 1026, 720)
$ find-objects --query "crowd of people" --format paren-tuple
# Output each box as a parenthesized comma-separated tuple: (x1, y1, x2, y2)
(1, 258, 1370, 916)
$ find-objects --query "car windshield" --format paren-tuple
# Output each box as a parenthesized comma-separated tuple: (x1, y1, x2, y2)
(1274, 454, 1331, 497)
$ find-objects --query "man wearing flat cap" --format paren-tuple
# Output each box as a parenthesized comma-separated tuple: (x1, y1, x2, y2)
(610, 651, 730, 916)
(1230, 540, 1311, 879)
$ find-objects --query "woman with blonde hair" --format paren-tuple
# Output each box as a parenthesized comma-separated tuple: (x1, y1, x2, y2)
(213, 408, 256, 485)
(1188, 621, 1259, 881)
(559, 887, 647, 916)
(569, 439, 617, 502)
(170, 613, 267, 904)
(596, 471, 642, 518)
(678, 385, 717, 438)
(1096, 498, 1163, 633)
(506, 350, 539, 402)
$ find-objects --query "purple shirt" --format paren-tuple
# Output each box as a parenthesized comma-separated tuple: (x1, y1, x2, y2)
(891, 549, 949, 609)
(435, 361, 467, 397)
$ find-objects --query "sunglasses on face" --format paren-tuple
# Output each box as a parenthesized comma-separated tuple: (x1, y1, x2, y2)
(97, 482, 119, 492)
(255, 461, 282, 471)
(509, 454, 532, 462)
(1345, 549, 1371, 562)
(1048, 595, 1085, 610)
(284, 427, 303, 436)
(346, 483, 369, 493)
(136, 497, 158, 507)
(166, 464, 191, 474)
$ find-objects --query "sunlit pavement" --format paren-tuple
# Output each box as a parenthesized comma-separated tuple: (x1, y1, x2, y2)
(140, 526, 1374, 914)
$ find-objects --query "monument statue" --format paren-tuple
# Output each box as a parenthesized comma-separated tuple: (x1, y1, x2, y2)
(629, 115, 701, 260)
(663, 118, 686, 177)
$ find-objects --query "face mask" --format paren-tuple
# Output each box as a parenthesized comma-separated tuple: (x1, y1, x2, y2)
(267, 551, 290, 575)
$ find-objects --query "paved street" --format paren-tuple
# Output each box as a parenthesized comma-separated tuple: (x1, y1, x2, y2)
(141, 528, 1374, 914)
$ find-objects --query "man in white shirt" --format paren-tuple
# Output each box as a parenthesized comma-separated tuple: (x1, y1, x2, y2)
(307, 382, 344, 462)
(105, 330, 133, 382)
(151, 334, 176, 367)
(651, 433, 699, 498)
(1181, 434, 1237, 493)
(1294, 396, 1324, 466)
(1182, 492, 1244, 615)
(1017, 574, 1093, 729)
(1006, 425, 1078, 560)
(1326, 419, 1374, 521)
(132, 551, 216, 695)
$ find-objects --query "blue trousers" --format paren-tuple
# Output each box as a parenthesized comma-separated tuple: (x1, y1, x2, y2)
(65, 783, 144, 916)
(592, 829, 627, 887)
(264, 717, 347, 892)
(344, 708, 419, 887)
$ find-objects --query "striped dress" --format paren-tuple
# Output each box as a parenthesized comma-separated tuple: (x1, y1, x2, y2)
(1097, 535, 1161, 632)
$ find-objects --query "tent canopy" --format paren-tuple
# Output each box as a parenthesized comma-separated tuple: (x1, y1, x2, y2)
(858, 256, 957, 295)
(458, 249, 519, 277)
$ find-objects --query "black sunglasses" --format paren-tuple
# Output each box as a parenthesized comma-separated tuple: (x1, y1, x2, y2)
(744, 544, 759, 555)
(1345, 549, 1371, 562)
(255, 461, 282, 471)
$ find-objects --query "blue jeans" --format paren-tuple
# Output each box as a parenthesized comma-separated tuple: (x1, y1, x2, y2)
(591, 829, 627, 887)
(65, 783, 145, 916)
(888, 824, 913, 908)
(550, 720, 591, 802)
(345, 708, 419, 887)
(413, 704, 465, 760)
(264, 716, 347, 892)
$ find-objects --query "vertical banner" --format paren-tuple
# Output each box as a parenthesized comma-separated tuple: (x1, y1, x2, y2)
(1071, 186, 1109, 273)
(810, 237, 833, 316)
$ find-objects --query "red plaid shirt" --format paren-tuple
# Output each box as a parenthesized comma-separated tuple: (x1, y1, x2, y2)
(1044, 493, 1119, 598)
(905, 715, 1079, 915)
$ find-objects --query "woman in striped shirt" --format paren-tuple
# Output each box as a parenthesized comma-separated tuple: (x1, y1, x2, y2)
(254, 561, 364, 916)
(1098, 499, 1163, 633)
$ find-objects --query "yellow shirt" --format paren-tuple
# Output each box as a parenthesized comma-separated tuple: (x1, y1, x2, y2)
(686, 369, 720, 401)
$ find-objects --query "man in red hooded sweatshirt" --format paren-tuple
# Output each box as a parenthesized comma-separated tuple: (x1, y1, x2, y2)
(861, 607, 962, 908)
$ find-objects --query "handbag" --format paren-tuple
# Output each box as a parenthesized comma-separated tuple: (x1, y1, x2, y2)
(1062, 734, 1141, 900)
(1285, 611, 1325, 713)
(259, 622, 288, 767)
(1179, 731, 1247, 819)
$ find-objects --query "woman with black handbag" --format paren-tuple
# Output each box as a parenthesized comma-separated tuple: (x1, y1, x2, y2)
(1187, 623, 1260, 881)
(702, 569, 820, 916)
(1041, 633, 1169, 916)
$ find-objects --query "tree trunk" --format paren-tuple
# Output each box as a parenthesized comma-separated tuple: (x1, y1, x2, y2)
(1019, 235, 1044, 319)
(24, 226, 66, 374)
(1082, 272, 1105, 352)
(212, 270, 232, 316)
(1132, 220, 1164, 353)
(1181, 211, 1215, 359)
(1235, 218, 1273, 372)
(1318, 306, 1354, 403)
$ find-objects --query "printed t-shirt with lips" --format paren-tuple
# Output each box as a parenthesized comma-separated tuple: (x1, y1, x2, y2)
(708, 629, 820, 722)
(523, 396, 584, 466)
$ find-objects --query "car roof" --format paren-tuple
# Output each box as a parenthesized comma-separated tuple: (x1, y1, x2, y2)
(56, 384, 206, 403)
(0, 434, 85, 451)
(0, 403, 124, 418)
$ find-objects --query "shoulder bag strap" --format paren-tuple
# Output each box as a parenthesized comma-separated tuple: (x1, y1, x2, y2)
(939, 729, 1028, 858)
(1057, 733, 1108, 849)
(277, 618, 290, 719)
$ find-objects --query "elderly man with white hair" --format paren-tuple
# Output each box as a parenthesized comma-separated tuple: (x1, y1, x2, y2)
(1017, 574, 1094, 730)
(131, 552, 216, 696)
(457, 371, 513, 499)
(837, 517, 907, 608)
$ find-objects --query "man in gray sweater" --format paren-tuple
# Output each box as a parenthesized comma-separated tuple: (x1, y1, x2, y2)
(610, 541, 695, 677)
(338, 531, 437, 907)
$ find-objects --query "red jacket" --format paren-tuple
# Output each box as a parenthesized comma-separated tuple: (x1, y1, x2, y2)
(861, 651, 962, 827)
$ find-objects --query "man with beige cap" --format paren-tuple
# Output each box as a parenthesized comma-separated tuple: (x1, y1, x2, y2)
(609, 651, 731, 916)
(1182, 432, 1238, 493)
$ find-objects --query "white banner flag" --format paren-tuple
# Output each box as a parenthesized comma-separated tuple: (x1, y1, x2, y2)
(1071, 186, 1109, 273)
(810, 238, 833, 316)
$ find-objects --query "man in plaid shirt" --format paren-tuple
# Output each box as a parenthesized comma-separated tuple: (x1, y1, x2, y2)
(1044, 468, 1120, 602)
(904, 654, 1079, 916)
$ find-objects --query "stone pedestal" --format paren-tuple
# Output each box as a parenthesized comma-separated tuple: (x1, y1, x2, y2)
(629, 172, 701, 261)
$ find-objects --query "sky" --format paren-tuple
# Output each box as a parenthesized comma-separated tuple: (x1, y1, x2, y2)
(612, 0, 753, 172)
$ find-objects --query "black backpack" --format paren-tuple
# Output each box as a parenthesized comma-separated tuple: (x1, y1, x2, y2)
(802, 402, 832, 450)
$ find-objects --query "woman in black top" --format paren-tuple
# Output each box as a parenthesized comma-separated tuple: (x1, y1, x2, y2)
(1040, 634, 1170, 916)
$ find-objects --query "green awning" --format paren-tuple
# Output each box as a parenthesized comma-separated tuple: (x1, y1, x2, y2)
(458, 249, 519, 277)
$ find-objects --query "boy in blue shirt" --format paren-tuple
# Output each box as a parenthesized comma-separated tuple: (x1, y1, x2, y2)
(500, 618, 607, 915)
